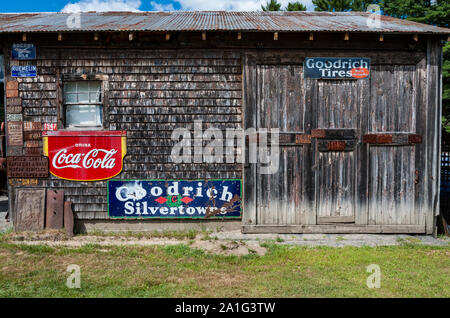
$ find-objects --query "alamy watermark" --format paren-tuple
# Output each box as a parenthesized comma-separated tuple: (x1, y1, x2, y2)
(366, 4, 382, 29)
(66, 5, 81, 29)
(366, 264, 381, 289)
(170, 120, 280, 175)
(66, 264, 81, 289)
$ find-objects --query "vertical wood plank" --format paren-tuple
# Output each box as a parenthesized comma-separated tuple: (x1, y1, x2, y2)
(425, 37, 442, 234)
(243, 54, 257, 226)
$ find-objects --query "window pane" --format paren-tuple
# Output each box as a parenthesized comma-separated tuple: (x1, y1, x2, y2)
(90, 92, 101, 103)
(77, 81, 90, 93)
(66, 105, 102, 127)
(64, 82, 77, 93)
(64, 93, 77, 103)
(89, 82, 101, 93)
(77, 93, 90, 103)
(63, 81, 103, 128)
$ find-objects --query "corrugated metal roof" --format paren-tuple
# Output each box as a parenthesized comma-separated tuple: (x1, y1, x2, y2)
(0, 11, 448, 34)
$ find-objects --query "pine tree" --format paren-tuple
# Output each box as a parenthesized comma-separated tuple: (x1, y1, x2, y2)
(408, 0, 450, 27)
(381, 0, 432, 19)
(381, 0, 450, 132)
(313, 0, 353, 11)
(443, 42, 450, 132)
(312, 0, 377, 11)
(261, 0, 282, 11)
(286, 1, 307, 11)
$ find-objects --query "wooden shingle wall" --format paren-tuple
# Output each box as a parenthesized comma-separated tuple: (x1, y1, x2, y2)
(8, 48, 243, 220)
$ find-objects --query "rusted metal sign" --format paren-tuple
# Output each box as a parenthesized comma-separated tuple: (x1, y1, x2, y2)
(108, 180, 242, 218)
(363, 133, 423, 145)
(7, 121, 23, 146)
(64, 201, 74, 237)
(46, 189, 64, 229)
(277, 133, 311, 145)
(9, 178, 39, 186)
(24, 121, 42, 131)
(317, 140, 357, 152)
(14, 188, 46, 232)
(7, 156, 49, 178)
(24, 130, 41, 141)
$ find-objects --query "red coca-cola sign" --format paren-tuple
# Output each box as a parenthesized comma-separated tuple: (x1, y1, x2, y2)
(43, 131, 127, 181)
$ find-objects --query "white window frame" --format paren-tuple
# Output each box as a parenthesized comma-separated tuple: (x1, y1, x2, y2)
(63, 81, 103, 129)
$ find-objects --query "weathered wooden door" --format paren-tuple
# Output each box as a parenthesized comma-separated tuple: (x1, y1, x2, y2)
(312, 80, 366, 224)
(365, 64, 422, 227)
(243, 59, 313, 227)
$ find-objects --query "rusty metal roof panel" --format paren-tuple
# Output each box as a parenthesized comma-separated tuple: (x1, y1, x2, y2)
(0, 11, 448, 34)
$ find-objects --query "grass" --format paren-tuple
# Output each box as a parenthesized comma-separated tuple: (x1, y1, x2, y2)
(0, 241, 448, 298)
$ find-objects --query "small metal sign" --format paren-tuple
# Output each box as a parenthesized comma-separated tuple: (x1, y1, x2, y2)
(108, 179, 242, 219)
(304, 57, 371, 79)
(24, 121, 42, 131)
(7, 121, 23, 147)
(6, 113, 23, 122)
(24, 130, 42, 141)
(11, 65, 37, 77)
(43, 123, 57, 131)
(7, 156, 49, 178)
(12, 43, 36, 60)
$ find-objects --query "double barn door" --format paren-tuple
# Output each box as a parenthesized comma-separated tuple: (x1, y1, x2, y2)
(243, 55, 422, 231)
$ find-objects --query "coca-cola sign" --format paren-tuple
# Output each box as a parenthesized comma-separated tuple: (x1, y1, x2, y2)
(43, 131, 127, 181)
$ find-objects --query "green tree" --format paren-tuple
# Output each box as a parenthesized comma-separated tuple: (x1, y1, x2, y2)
(443, 42, 450, 132)
(312, 0, 373, 11)
(286, 1, 307, 10)
(381, 0, 450, 132)
(407, 0, 450, 27)
(381, 0, 432, 19)
(262, 0, 308, 11)
(261, 0, 282, 11)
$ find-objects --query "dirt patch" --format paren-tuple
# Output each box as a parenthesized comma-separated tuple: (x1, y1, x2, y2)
(5, 231, 267, 256)
(8, 229, 69, 242)
(425, 250, 450, 257)
(191, 239, 266, 256)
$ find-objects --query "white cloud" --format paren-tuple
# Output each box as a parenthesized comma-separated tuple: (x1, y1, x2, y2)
(150, 1, 175, 11)
(61, 0, 142, 12)
(173, 0, 315, 11)
(61, 0, 315, 13)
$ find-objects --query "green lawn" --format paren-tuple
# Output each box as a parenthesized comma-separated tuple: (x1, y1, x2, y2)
(0, 240, 448, 298)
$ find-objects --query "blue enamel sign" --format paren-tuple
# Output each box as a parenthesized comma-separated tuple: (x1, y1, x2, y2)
(11, 65, 37, 77)
(12, 43, 36, 60)
(108, 179, 242, 218)
(304, 57, 370, 79)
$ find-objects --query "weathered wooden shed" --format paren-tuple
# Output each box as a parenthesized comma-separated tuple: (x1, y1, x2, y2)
(0, 11, 448, 235)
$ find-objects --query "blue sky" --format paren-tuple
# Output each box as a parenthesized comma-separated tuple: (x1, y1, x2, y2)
(0, 0, 315, 13)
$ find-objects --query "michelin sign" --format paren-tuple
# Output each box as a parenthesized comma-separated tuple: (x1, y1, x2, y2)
(108, 180, 242, 218)
(304, 57, 370, 79)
